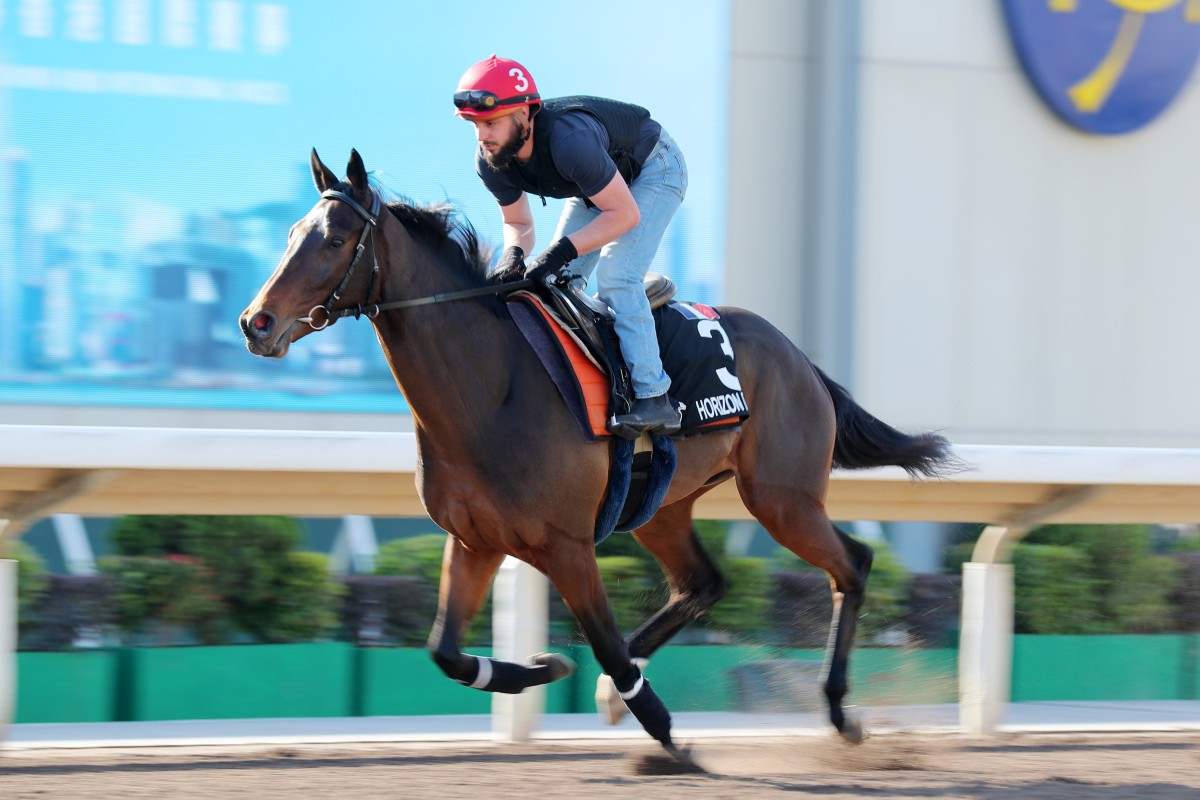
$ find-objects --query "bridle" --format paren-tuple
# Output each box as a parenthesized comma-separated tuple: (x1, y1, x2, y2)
(299, 188, 382, 330)
(299, 187, 532, 330)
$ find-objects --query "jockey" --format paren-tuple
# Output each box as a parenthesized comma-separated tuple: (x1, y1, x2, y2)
(454, 55, 687, 436)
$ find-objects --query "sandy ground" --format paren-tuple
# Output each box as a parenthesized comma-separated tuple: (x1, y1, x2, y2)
(2, 731, 1199, 799)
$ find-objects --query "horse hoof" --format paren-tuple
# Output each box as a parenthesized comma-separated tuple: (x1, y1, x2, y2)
(532, 652, 576, 682)
(632, 745, 706, 776)
(594, 674, 629, 725)
(838, 715, 867, 745)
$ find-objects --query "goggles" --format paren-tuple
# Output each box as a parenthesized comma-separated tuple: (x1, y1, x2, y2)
(453, 90, 538, 113)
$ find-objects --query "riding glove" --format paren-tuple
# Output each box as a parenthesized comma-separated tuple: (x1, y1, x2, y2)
(525, 237, 578, 286)
(490, 245, 526, 283)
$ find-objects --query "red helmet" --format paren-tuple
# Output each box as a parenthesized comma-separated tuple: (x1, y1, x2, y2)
(454, 55, 540, 120)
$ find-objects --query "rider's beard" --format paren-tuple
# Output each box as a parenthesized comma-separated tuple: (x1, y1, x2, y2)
(482, 115, 530, 171)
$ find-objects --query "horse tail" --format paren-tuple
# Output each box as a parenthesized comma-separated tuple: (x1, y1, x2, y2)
(815, 365, 957, 479)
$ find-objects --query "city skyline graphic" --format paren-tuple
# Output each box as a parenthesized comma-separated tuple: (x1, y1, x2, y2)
(0, 1, 728, 414)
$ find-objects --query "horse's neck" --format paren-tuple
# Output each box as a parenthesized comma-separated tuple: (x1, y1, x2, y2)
(371, 230, 523, 438)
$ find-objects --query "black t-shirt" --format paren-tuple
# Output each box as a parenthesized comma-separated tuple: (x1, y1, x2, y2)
(477, 111, 660, 206)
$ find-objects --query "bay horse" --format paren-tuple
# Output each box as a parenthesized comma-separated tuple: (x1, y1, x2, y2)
(240, 150, 954, 761)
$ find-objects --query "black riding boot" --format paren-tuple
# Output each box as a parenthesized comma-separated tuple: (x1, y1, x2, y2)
(612, 394, 682, 435)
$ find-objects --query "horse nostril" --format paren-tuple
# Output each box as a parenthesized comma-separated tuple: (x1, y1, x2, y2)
(250, 311, 274, 337)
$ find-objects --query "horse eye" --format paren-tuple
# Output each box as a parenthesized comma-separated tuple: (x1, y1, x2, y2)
(330, 236, 346, 248)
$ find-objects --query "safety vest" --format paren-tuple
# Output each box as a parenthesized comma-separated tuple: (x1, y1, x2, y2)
(505, 95, 651, 202)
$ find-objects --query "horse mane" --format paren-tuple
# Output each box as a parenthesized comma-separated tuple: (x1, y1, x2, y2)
(380, 195, 492, 285)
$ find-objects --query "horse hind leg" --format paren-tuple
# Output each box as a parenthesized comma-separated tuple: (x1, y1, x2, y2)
(743, 486, 873, 743)
(428, 536, 575, 694)
(819, 526, 873, 743)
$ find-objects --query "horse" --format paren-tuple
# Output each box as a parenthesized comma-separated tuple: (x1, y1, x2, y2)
(240, 149, 955, 763)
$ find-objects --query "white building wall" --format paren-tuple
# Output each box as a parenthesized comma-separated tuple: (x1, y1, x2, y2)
(726, 0, 814, 352)
(855, 0, 1200, 446)
(730, 0, 1200, 449)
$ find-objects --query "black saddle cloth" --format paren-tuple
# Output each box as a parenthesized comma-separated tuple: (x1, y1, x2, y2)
(508, 292, 750, 439)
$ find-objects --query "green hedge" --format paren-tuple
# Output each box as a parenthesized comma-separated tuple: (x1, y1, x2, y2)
(950, 524, 1193, 635)
(12, 520, 1200, 651)
(104, 515, 343, 643)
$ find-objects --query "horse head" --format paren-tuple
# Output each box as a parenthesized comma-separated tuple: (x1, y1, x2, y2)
(240, 148, 381, 358)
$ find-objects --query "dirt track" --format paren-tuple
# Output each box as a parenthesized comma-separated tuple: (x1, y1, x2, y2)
(2, 731, 1199, 799)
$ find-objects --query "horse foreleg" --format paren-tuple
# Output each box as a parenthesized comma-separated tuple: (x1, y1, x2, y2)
(592, 498, 728, 724)
(427, 536, 574, 693)
(545, 542, 677, 751)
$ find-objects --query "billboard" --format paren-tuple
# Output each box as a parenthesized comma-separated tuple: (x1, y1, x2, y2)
(0, 1, 728, 415)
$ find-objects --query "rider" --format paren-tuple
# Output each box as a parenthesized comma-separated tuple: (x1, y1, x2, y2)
(454, 55, 687, 436)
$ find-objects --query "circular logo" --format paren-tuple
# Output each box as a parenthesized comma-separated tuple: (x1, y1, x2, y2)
(1002, 0, 1200, 134)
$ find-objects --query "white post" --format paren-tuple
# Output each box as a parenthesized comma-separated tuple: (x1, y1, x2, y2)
(0, 559, 17, 741)
(959, 561, 1014, 734)
(53, 514, 97, 575)
(491, 556, 549, 742)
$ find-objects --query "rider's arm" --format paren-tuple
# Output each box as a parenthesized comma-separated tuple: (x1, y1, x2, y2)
(500, 193, 536, 255)
(549, 114, 640, 256)
(563, 173, 640, 256)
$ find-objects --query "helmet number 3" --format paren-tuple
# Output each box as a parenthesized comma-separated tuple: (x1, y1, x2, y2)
(509, 68, 529, 93)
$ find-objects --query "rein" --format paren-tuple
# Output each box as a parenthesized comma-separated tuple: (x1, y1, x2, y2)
(299, 188, 532, 330)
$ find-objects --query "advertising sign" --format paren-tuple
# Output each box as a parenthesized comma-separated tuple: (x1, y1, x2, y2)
(0, 1, 727, 414)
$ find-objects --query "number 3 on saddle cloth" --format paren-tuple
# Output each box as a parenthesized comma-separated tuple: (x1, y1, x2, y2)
(507, 282, 750, 544)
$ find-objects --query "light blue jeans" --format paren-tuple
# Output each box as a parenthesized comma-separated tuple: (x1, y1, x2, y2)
(553, 128, 688, 399)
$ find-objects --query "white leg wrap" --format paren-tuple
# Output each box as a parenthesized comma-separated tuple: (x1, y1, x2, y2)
(618, 674, 645, 700)
(468, 656, 493, 689)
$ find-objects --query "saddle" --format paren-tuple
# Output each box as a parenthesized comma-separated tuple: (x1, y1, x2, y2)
(506, 273, 747, 542)
(534, 272, 677, 422)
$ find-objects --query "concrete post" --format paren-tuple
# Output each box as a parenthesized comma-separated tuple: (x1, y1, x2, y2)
(0, 559, 17, 741)
(959, 561, 1014, 734)
(491, 556, 549, 742)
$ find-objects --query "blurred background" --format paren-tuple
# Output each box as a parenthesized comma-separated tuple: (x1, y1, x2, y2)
(2, 1, 1200, 724)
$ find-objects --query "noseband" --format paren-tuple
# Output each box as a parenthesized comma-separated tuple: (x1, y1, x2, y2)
(299, 188, 534, 330)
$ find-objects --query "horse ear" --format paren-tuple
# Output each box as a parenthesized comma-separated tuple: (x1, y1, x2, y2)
(346, 149, 369, 199)
(311, 149, 338, 192)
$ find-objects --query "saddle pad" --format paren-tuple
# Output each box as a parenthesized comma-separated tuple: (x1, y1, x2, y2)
(507, 293, 750, 439)
(657, 301, 750, 430)
(509, 294, 610, 439)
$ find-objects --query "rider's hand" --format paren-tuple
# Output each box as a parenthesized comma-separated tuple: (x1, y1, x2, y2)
(525, 237, 579, 286)
(489, 245, 526, 283)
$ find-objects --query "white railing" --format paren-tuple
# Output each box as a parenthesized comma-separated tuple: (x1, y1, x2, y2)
(4, 425, 1200, 740)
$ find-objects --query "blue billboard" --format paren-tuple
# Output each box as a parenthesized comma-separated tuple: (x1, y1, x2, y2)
(0, 1, 729, 415)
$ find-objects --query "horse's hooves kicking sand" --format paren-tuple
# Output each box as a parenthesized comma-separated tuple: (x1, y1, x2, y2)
(633, 745, 707, 775)
(838, 714, 866, 745)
